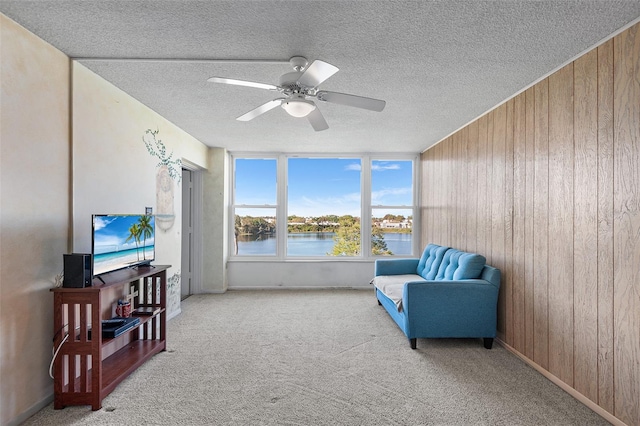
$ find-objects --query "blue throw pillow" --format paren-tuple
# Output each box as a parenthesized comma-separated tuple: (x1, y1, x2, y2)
(452, 253, 486, 280)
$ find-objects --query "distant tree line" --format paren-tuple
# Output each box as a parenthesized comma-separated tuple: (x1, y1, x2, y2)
(235, 214, 366, 235)
(373, 214, 413, 234)
(379, 214, 412, 222)
(235, 215, 276, 236)
(235, 214, 396, 256)
(330, 224, 392, 256)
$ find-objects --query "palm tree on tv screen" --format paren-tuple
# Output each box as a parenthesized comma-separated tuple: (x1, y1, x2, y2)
(137, 215, 154, 260)
(125, 223, 141, 261)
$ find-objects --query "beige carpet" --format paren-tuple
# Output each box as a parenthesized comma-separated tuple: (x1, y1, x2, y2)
(24, 290, 608, 425)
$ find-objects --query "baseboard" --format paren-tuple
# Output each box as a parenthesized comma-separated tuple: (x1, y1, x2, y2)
(167, 307, 182, 320)
(226, 286, 372, 291)
(496, 339, 626, 426)
(6, 392, 53, 426)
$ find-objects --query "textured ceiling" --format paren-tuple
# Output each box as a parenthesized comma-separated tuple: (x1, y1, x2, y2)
(2, 1, 640, 153)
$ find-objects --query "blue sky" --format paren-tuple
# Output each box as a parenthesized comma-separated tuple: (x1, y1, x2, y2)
(235, 158, 413, 217)
(288, 158, 361, 216)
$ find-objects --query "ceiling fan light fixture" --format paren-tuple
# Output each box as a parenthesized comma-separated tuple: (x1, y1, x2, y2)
(281, 99, 316, 118)
(208, 58, 385, 130)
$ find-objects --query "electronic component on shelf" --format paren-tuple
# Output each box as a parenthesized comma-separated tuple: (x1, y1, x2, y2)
(133, 306, 161, 316)
(88, 317, 140, 339)
(102, 317, 140, 338)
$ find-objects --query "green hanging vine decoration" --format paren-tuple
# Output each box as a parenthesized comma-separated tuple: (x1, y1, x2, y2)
(143, 129, 182, 183)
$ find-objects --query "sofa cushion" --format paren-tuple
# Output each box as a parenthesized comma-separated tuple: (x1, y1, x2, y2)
(372, 274, 425, 311)
(435, 249, 487, 281)
(416, 244, 436, 275)
(416, 244, 437, 275)
(453, 253, 486, 280)
(435, 249, 486, 280)
(417, 244, 449, 280)
(435, 249, 459, 280)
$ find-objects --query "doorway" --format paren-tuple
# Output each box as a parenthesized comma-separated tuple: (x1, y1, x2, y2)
(181, 168, 193, 300)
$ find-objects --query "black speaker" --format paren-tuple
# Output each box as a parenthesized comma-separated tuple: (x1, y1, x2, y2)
(63, 253, 93, 288)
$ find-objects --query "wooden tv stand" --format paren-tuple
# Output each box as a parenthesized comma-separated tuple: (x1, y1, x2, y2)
(50, 265, 170, 410)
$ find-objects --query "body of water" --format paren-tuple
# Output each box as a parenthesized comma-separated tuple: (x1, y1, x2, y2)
(236, 232, 412, 256)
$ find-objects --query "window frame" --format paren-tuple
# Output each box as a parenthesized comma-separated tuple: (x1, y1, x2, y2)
(229, 152, 420, 261)
(231, 156, 279, 256)
(370, 158, 416, 256)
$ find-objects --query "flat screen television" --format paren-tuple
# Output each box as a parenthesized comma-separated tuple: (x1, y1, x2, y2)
(92, 214, 155, 277)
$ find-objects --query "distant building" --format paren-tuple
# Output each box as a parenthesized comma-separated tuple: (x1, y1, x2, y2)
(378, 219, 412, 229)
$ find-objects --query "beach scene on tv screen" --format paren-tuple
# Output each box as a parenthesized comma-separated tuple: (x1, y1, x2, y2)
(93, 215, 155, 276)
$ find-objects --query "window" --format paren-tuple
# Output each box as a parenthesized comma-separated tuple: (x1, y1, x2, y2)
(371, 160, 414, 256)
(231, 154, 417, 259)
(232, 158, 277, 256)
(287, 158, 361, 256)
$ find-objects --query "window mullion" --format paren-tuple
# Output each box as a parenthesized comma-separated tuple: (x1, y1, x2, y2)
(276, 154, 287, 259)
(412, 155, 420, 256)
(229, 154, 236, 256)
(361, 155, 372, 258)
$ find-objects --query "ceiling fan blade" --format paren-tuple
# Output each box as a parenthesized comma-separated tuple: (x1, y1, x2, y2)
(306, 106, 329, 131)
(208, 77, 280, 91)
(316, 90, 386, 112)
(297, 60, 339, 88)
(236, 99, 285, 121)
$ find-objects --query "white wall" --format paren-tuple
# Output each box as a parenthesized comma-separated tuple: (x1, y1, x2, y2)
(0, 15, 70, 425)
(0, 13, 211, 425)
(72, 63, 209, 316)
(201, 148, 229, 292)
(227, 260, 375, 289)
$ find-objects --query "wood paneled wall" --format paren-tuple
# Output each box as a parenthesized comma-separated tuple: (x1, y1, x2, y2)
(421, 22, 640, 426)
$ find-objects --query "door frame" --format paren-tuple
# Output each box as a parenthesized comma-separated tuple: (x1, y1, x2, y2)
(181, 164, 203, 295)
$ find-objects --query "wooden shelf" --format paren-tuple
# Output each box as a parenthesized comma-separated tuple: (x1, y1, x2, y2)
(102, 340, 166, 395)
(100, 309, 165, 347)
(60, 340, 165, 396)
(51, 265, 170, 410)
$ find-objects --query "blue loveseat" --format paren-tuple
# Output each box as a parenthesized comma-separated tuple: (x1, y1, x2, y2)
(372, 244, 501, 349)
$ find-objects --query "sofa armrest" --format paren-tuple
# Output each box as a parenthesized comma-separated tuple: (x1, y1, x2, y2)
(404, 279, 500, 309)
(402, 279, 500, 337)
(375, 258, 419, 276)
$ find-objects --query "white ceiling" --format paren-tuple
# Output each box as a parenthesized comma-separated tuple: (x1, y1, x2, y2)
(2, 1, 640, 153)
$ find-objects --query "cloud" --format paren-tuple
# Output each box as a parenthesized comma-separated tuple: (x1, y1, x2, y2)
(344, 163, 361, 171)
(291, 192, 362, 216)
(93, 216, 116, 231)
(344, 161, 402, 172)
(345, 162, 403, 172)
(372, 163, 401, 171)
(371, 187, 412, 204)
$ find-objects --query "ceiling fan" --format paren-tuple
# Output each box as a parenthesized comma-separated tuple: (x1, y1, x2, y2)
(207, 56, 386, 131)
